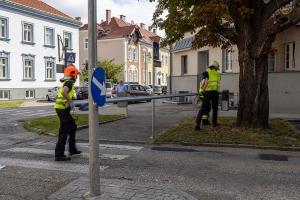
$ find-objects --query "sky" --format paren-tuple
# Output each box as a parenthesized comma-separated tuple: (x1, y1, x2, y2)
(45, 0, 164, 36)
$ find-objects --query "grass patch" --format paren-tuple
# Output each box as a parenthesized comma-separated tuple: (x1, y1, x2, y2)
(0, 101, 23, 108)
(24, 114, 125, 136)
(155, 117, 300, 147)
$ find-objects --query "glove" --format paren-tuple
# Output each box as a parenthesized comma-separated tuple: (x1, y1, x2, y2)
(199, 92, 204, 100)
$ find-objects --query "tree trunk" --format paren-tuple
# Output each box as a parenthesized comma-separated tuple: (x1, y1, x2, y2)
(236, 25, 270, 128)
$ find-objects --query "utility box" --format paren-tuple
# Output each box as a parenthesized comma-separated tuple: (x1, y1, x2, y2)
(221, 90, 229, 111)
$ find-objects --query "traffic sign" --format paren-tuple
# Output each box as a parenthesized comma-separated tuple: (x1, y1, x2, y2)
(91, 67, 106, 107)
(66, 52, 76, 63)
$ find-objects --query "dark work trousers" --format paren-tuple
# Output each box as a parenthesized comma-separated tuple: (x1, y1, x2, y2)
(55, 108, 77, 157)
(195, 91, 219, 127)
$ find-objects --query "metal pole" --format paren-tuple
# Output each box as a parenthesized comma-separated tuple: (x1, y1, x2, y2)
(88, 0, 100, 196)
(152, 60, 155, 140)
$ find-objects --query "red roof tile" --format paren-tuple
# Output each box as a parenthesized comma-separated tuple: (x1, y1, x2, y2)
(9, 0, 73, 20)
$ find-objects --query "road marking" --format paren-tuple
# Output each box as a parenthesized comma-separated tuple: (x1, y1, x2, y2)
(4, 147, 129, 160)
(0, 109, 18, 113)
(32, 142, 144, 151)
(0, 158, 108, 173)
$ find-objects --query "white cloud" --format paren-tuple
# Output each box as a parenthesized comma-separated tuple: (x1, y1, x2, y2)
(45, 0, 164, 36)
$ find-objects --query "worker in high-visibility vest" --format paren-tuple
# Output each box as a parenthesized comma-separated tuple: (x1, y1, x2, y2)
(195, 61, 221, 130)
(54, 64, 81, 161)
(199, 73, 211, 125)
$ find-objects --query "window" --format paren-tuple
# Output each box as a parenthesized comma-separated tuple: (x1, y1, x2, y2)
(128, 48, 132, 60)
(268, 52, 275, 72)
(84, 38, 88, 49)
(25, 90, 34, 99)
(0, 90, 9, 100)
(148, 53, 152, 62)
(22, 22, 33, 43)
(143, 52, 146, 62)
(148, 72, 151, 84)
(285, 42, 295, 70)
(165, 56, 168, 65)
(63, 31, 72, 49)
(162, 73, 164, 83)
(22, 54, 35, 80)
(0, 17, 8, 39)
(44, 27, 54, 46)
(133, 48, 137, 60)
(161, 55, 164, 65)
(0, 51, 9, 79)
(225, 48, 233, 72)
(133, 69, 138, 81)
(45, 57, 55, 80)
(181, 55, 188, 74)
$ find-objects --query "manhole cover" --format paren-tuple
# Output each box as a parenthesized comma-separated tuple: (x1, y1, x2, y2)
(258, 154, 288, 161)
(151, 147, 198, 152)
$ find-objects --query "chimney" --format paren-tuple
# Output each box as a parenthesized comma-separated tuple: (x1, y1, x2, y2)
(75, 17, 81, 22)
(153, 28, 157, 34)
(131, 20, 135, 25)
(120, 15, 126, 21)
(106, 9, 111, 23)
(140, 23, 145, 29)
(148, 26, 152, 32)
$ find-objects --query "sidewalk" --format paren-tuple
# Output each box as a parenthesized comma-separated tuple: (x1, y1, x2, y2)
(49, 177, 197, 200)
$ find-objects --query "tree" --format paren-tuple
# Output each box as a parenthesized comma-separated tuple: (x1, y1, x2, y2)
(80, 59, 124, 84)
(151, 0, 300, 128)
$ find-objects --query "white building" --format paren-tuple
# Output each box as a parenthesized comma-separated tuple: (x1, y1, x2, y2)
(0, 0, 80, 100)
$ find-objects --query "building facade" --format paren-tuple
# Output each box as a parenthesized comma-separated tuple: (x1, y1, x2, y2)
(170, 24, 300, 113)
(79, 10, 169, 87)
(0, 0, 80, 100)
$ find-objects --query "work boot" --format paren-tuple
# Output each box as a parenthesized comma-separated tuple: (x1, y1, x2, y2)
(194, 124, 200, 131)
(70, 150, 82, 156)
(55, 155, 71, 161)
(202, 120, 211, 126)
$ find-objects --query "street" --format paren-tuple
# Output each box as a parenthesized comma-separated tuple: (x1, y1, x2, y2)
(0, 103, 300, 200)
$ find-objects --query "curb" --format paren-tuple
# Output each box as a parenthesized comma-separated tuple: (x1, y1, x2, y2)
(77, 116, 127, 131)
(153, 142, 300, 152)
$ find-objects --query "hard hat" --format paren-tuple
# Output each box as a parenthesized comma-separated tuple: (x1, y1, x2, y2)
(64, 64, 79, 78)
(209, 61, 220, 70)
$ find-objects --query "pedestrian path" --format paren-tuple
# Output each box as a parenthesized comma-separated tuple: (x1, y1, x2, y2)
(0, 141, 144, 174)
(0, 108, 56, 119)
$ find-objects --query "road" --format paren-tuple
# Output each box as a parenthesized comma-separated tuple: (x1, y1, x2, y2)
(0, 131, 300, 200)
(0, 103, 300, 199)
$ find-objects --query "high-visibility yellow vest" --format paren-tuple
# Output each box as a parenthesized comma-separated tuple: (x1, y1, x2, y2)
(206, 69, 221, 92)
(54, 80, 75, 109)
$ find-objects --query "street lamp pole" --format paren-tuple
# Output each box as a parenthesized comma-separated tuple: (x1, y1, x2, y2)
(88, 0, 100, 197)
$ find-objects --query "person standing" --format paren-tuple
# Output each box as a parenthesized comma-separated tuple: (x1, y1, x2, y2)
(115, 79, 128, 96)
(195, 61, 221, 130)
(54, 64, 81, 161)
(199, 72, 211, 126)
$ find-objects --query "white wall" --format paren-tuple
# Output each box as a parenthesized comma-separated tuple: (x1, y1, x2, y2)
(0, 7, 79, 90)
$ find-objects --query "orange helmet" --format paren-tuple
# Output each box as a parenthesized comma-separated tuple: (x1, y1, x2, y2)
(64, 64, 79, 78)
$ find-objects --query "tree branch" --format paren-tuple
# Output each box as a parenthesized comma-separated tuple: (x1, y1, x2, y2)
(262, 0, 293, 21)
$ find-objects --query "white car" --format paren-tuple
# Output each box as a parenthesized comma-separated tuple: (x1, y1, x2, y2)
(106, 82, 113, 98)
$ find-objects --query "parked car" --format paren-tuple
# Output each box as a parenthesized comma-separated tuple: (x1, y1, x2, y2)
(112, 83, 151, 102)
(149, 85, 163, 95)
(74, 86, 88, 100)
(106, 82, 113, 98)
(46, 86, 60, 101)
(143, 85, 153, 95)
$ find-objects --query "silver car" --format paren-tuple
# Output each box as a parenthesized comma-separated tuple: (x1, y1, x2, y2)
(46, 86, 60, 101)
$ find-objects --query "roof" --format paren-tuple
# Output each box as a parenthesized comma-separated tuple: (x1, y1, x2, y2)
(173, 36, 194, 52)
(80, 15, 160, 44)
(8, 0, 73, 20)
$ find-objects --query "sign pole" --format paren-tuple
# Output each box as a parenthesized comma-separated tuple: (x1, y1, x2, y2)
(88, 0, 100, 196)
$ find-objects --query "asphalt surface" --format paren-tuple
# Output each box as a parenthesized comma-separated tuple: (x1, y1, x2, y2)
(0, 102, 300, 199)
